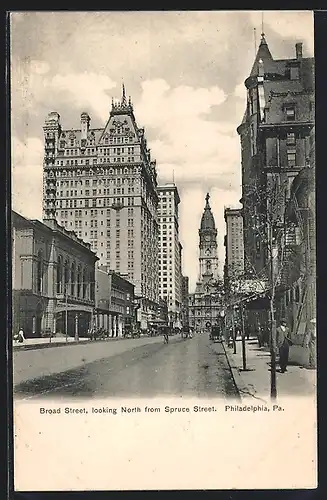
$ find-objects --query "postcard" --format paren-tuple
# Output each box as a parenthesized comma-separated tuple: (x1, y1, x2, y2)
(10, 10, 316, 491)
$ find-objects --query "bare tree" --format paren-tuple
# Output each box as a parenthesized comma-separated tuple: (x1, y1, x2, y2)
(241, 174, 289, 400)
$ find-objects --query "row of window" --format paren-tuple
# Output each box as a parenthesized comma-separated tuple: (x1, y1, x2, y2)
(56, 178, 136, 187)
(57, 187, 136, 197)
(60, 136, 135, 149)
(59, 208, 134, 218)
(54, 197, 136, 208)
(47, 167, 139, 177)
(55, 157, 137, 167)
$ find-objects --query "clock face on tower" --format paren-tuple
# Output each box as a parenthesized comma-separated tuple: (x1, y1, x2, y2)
(205, 235, 210, 242)
(205, 248, 211, 256)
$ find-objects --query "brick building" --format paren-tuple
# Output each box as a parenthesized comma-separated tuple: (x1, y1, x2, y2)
(12, 211, 97, 338)
(181, 275, 190, 329)
(95, 267, 135, 336)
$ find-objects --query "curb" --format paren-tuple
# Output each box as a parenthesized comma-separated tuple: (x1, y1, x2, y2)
(12, 334, 183, 352)
(221, 341, 258, 402)
(12, 336, 130, 352)
(13, 339, 91, 352)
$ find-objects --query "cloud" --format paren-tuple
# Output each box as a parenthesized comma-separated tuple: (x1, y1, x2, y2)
(248, 11, 314, 56)
(12, 136, 44, 219)
(11, 58, 117, 124)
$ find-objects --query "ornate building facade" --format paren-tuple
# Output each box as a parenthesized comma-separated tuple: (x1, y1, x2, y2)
(189, 194, 224, 332)
(42, 85, 160, 329)
(12, 211, 97, 338)
(237, 35, 315, 341)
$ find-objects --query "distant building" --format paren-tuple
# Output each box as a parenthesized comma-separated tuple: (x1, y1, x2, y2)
(181, 275, 189, 328)
(12, 211, 97, 338)
(42, 85, 159, 330)
(95, 267, 135, 336)
(157, 183, 183, 328)
(224, 207, 244, 286)
(189, 194, 223, 331)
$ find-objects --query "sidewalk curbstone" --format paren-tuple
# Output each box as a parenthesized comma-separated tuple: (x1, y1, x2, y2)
(221, 341, 261, 402)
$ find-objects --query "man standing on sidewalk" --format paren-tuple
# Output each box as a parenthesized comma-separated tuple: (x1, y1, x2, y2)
(276, 319, 292, 373)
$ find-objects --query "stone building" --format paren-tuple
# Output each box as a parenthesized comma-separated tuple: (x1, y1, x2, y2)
(224, 207, 244, 285)
(237, 35, 314, 334)
(189, 194, 224, 332)
(237, 35, 314, 277)
(280, 126, 316, 365)
(181, 275, 190, 329)
(157, 183, 183, 328)
(95, 267, 135, 336)
(12, 211, 97, 338)
(42, 85, 159, 329)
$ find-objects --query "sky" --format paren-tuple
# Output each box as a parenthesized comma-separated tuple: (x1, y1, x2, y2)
(10, 10, 314, 292)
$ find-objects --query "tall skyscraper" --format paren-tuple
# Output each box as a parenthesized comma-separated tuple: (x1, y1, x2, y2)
(42, 85, 160, 328)
(157, 183, 182, 328)
(189, 193, 223, 332)
(224, 207, 244, 284)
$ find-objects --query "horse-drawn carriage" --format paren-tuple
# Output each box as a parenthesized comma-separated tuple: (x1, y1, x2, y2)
(210, 325, 222, 342)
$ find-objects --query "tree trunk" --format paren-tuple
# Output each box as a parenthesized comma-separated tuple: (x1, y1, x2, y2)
(270, 295, 277, 400)
(240, 304, 247, 370)
(232, 308, 237, 354)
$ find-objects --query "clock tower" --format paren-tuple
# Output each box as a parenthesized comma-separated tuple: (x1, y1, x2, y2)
(198, 193, 219, 282)
(189, 193, 223, 333)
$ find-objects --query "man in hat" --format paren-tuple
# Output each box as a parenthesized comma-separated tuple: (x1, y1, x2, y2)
(276, 319, 292, 373)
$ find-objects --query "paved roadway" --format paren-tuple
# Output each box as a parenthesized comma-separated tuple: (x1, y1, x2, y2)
(14, 334, 239, 400)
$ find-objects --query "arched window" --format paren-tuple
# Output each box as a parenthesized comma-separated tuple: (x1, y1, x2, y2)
(77, 265, 81, 298)
(89, 270, 95, 301)
(71, 262, 75, 296)
(56, 255, 63, 294)
(83, 268, 87, 298)
(64, 260, 69, 294)
(294, 284, 300, 303)
(36, 251, 43, 293)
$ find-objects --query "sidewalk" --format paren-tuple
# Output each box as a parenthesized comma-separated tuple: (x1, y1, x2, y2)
(221, 337, 316, 403)
(12, 335, 130, 351)
(12, 336, 90, 351)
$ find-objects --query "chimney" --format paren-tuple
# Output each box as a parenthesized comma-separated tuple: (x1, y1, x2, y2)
(80, 112, 90, 141)
(295, 42, 303, 60)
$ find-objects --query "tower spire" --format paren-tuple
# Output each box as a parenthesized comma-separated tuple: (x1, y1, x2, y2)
(261, 11, 264, 37)
(122, 82, 127, 105)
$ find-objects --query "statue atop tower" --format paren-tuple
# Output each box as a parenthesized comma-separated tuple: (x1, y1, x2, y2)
(198, 192, 219, 283)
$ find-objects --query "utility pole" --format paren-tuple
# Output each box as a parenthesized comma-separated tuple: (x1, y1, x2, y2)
(231, 306, 237, 354)
(268, 215, 277, 400)
(240, 303, 247, 371)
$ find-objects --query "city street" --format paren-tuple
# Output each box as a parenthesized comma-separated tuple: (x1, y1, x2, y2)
(14, 334, 239, 400)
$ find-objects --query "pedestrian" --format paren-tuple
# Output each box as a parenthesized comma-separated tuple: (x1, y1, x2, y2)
(16, 327, 25, 343)
(276, 319, 293, 373)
